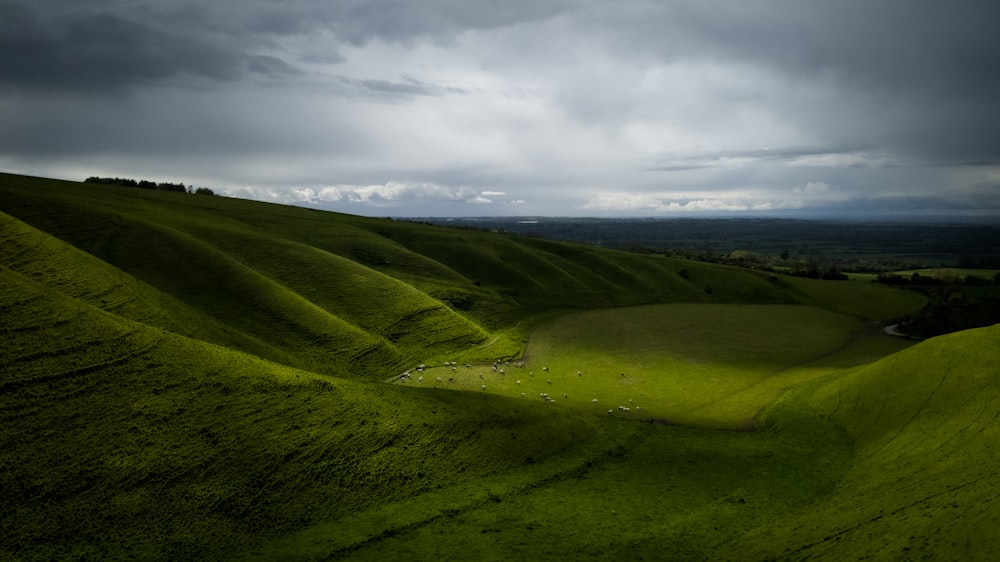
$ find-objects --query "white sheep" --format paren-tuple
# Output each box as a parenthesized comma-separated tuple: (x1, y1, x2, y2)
(592, 398, 599, 403)
(481, 384, 486, 390)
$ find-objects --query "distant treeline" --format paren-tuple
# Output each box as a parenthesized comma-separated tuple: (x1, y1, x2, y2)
(84, 176, 214, 195)
(875, 271, 1000, 287)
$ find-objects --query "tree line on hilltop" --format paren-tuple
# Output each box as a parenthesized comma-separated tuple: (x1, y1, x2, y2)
(84, 176, 214, 195)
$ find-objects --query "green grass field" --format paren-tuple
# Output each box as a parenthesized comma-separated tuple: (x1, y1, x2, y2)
(4, 172, 997, 560)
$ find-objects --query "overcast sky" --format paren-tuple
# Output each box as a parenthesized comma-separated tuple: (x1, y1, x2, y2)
(3, 1, 999, 218)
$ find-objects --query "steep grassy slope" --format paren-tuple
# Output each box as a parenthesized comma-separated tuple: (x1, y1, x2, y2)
(0, 260, 625, 561)
(725, 323, 1000, 560)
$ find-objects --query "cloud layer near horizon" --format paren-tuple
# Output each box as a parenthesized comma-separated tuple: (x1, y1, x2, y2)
(2, 1, 999, 217)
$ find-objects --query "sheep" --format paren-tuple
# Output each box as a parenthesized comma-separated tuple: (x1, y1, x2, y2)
(516, 380, 521, 385)
(418, 376, 423, 383)
(546, 379, 552, 384)
(577, 371, 582, 377)
(607, 409, 613, 415)
(563, 393, 568, 399)
(448, 377, 455, 383)
(542, 367, 549, 372)
(520, 392, 526, 397)
(592, 398, 599, 403)
(481, 384, 486, 390)
(435, 377, 443, 383)
(499, 369, 505, 375)
(628, 399, 633, 404)
(636, 406, 643, 412)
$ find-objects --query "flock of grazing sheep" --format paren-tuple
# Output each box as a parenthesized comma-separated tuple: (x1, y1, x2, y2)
(395, 359, 645, 418)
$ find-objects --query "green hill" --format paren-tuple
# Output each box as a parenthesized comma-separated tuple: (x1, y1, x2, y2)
(1, 254, 619, 560)
(6, 171, 996, 560)
(719, 322, 1000, 560)
(0, 173, 924, 370)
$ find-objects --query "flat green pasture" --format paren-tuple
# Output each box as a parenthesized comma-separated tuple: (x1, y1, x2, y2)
(398, 303, 913, 429)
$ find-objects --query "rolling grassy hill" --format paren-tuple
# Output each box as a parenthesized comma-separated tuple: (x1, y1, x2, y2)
(5, 172, 997, 560)
(0, 173, 924, 375)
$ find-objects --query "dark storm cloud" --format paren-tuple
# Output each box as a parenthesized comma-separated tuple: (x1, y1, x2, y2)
(0, 3, 245, 92)
(627, 0, 1000, 164)
(309, 0, 574, 45)
(0, 0, 566, 93)
(1, 0, 998, 217)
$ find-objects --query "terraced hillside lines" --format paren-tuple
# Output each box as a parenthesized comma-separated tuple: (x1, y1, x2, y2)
(0, 271, 159, 398)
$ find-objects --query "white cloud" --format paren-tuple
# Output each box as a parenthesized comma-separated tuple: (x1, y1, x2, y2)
(794, 181, 831, 195)
(582, 192, 750, 213)
(226, 181, 483, 207)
